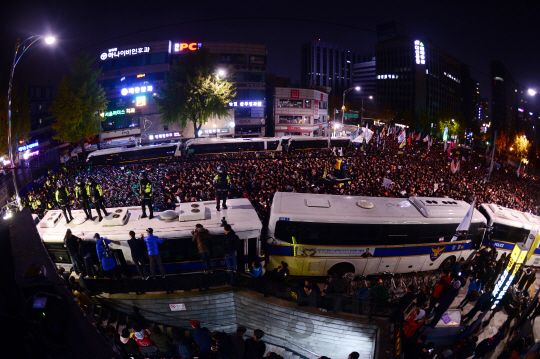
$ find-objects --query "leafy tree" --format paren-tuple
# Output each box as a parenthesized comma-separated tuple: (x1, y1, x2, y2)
(0, 88, 32, 156)
(435, 109, 461, 139)
(157, 48, 235, 138)
(50, 52, 108, 157)
(514, 131, 531, 158)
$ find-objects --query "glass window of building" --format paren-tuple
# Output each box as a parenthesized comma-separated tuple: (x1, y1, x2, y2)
(278, 99, 303, 108)
(278, 116, 307, 124)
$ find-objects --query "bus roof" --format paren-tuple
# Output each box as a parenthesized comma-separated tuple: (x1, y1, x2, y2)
(38, 198, 262, 242)
(185, 137, 279, 146)
(269, 192, 486, 225)
(86, 142, 179, 159)
(479, 203, 539, 231)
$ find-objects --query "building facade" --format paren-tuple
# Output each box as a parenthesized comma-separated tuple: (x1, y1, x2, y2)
(28, 86, 56, 132)
(273, 87, 329, 137)
(98, 40, 265, 143)
(352, 59, 376, 101)
(301, 40, 369, 96)
(375, 21, 472, 129)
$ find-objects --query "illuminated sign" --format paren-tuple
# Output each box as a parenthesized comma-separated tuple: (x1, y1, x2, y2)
(23, 150, 39, 160)
(492, 244, 527, 309)
(100, 46, 150, 60)
(173, 43, 202, 52)
(228, 101, 263, 107)
(18, 141, 39, 152)
(137, 74, 145, 78)
(149, 132, 183, 140)
(136, 96, 146, 107)
(121, 86, 153, 96)
(414, 40, 425, 65)
(100, 108, 136, 117)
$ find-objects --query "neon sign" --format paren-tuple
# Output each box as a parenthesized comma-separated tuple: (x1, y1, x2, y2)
(136, 96, 146, 107)
(173, 43, 202, 52)
(149, 132, 183, 140)
(137, 74, 145, 78)
(414, 40, 425, 65)
(228, 101, 263, 107)
(121, 86, 153, 96)
(100, 46, 150, 60)
(492, 244, 527, 309)
(100, 108, 136, 117)
(18, 141, 39, 152)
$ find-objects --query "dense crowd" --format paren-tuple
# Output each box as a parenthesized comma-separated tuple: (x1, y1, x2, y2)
(23, 136, 540, 225)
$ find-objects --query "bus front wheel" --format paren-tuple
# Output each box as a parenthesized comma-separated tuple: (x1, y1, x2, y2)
(439, 256, 456, 272)
(328, 263, 355, 277)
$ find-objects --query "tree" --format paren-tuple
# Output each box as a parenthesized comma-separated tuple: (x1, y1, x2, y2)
(514, 132, 531, 158)
(50, 52, 108, 158)
(156, 48, 235, 138)
(435, 109, 461, 139)
(0, 88, 32, 156)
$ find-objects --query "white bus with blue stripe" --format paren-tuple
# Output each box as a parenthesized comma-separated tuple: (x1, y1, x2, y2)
(267, 192, 489, 276)
(38, 198, 263, 275)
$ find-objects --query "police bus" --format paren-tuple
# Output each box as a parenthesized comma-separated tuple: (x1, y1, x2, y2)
(38, 198, 264, 275)
(266, 192, 490, 276)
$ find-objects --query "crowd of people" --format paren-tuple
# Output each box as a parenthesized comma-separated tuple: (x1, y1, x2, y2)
(399, 245, 540, 358)
(20, 136, 540, 226)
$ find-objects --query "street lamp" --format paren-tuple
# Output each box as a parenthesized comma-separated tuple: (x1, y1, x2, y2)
(360, 95, 374, 127)
(528, 89, 537, 97)
(342, 86, 360, 125)
(217, 69, 226, 78)
(7, 35, 55, 209)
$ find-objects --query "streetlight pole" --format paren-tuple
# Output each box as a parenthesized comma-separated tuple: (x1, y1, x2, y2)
(342, 86, 360, 125)
(360, 96, 373, 128)
(7, 35, 55, 209)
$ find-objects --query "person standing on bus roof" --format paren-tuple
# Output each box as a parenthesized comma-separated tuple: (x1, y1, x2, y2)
(141, 228, 165, 279)
(223, 224, 239, 271)
(139, 171, 154, 219)
(95, 233, 118, 279)
(128, 230, 149, 280)
(75, 176, 92, 220)
(214, 165, 230, 211)
(64, 229, 82, 275)
(56, 180, 74, 223)
(87, 177, 108, 222)
(192, 223, 212, 273)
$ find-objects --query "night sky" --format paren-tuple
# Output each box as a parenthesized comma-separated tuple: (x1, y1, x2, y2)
(1, 0, 539, 108)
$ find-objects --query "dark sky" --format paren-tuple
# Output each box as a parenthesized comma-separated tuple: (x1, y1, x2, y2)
(1, 0, 540, 108)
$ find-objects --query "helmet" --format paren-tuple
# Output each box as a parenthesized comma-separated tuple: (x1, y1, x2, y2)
(57, 180, 63, 188)
(76, 177, 82, 185)
(86, 177, 92, 184)
(139, 171, 148, 180)
(217, 165, 226, 174)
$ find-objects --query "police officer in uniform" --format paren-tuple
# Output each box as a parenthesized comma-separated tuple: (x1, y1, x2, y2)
(87, 177, 108, 222)
(56, 180, 74, 223)
(139, 171, 153, 219)
(214, 165, 230, 211)
(75, 176, 92, 220)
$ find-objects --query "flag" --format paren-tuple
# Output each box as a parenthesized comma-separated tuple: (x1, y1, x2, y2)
(416, 132, 422, 141)
(400, 139, 406, 148)
(517, 162, 522, 177)
(362, 137, 366, 152)
(450, 159, 455, 173)
(323, 167, 327, 179)
(398, 130, 406, 144)
(407, 134, 411, 146)
(456, 160, 460, 173)
(462, 156, 466, 162)
(427, 139, 431, 153)
(382, 178, 393, 188)
(450, 199, 476, 242)
(443, 141, 447, 152)
(423, 134, 429, 142)
(447, 142, 453, 156)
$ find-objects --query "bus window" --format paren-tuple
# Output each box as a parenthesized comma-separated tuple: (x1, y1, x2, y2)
(492, 224, 528, 243)
(158, 237, 199, 263)
(44, 242, 71, 263)
(267, 141, 279, 150)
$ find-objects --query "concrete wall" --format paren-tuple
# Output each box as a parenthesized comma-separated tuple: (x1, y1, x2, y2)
(99, 290, 377, 359)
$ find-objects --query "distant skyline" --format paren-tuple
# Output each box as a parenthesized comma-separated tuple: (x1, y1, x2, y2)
(1, 0, 539, 109)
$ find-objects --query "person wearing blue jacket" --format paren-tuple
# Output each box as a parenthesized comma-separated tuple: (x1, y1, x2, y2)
(141, 228, 165, 279)
(458, 278, 482, 310)
(95, 233, 118, 279)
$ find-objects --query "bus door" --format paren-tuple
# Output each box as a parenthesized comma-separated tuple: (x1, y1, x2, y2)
(395, 246, 427, 273)
(376, 245, 403, 273)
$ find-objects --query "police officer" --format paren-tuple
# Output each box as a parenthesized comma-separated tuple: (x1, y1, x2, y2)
(87, 177, 108, 222)
(139, 171, 153, 219)
(75, 176, 92, 220)
(56, 180, 74, 223)
(214, 164, 230, 211)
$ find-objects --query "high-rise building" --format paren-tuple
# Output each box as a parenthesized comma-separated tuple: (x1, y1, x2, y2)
(352, 58, 376, 100)
(301, 40, 369, 96)
(27, 86, 56, 132)
(375, 21, 470, 128)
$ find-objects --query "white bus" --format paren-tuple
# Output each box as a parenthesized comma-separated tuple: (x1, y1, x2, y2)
(86, 142, 181, 164)
(38, 198, 264, 274)
(478, 203, 540, 266)
(266, 192, 488, 276)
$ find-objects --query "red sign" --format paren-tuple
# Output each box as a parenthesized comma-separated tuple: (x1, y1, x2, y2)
(288, 126, 301, 131)
(291, 90, 300, 98)
(321, 93, 324, 101)
(314, 100, 319, 116)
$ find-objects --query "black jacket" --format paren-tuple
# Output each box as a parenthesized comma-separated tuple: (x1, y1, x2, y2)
(224, 231, 239, 255)
(128, 237, 146, 259)
(64, 234, 80, 256)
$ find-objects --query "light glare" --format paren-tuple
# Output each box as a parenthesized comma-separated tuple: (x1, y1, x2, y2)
(44, 37, 55, 45)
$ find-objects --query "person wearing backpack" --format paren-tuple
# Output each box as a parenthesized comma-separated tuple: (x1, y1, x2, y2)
(95, 233, 118, 279)
(223, 224, 239, 272)
(425, 270, 451, 316)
